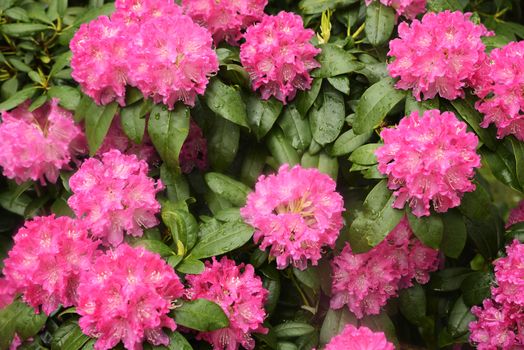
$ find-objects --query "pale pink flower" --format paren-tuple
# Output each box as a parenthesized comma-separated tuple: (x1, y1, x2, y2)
(77, 244, 184, 350)
(240, 11, 321, 104)
(324, 324, 395, 350)
(330, 218, 439, 318)
(365, 0, 426, 19)
(68, 150, 163, 246)
(179, 120, 207, 174)
(376, 110, 480, 217)
(70, 16, 132, 106)
(185, 257, 268, 350)
(475, 41, 524, 141)
(507, 200, 524, 228)
(388, 11, 491, 100)
(241, 164, 344, 270)
(2, 215, 98, 315)
(182, 0, 267, 45)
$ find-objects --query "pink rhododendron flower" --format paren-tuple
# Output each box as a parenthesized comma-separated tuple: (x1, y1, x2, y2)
(241, 164, 344, 270)
(179, 120, 207, 173)
(114, 0, 182, 23)
(376, 110, 480, 217)
(492, 240, 524, 307)
(9, 334, 22, 350)
(324, 324, 395, 350)
(182, 0, 267, 45)
(0, 99, 85, 185)
(68, 150, 163, 246)
(330, 218, 439, 318)
(70, 16, 131, 106)
(475, 41, 524, 141)
(77, 244, 184, 350)
(2, 215, 98, 315)
(0, 278, 15, 308)
(365, 0, 426, 19)
(97, 116, 157, 164)
(186, 257, 268, 350)
(507, 200, 524, 228)
(240, 11, 321, 104)
(388, 11, 491, 100)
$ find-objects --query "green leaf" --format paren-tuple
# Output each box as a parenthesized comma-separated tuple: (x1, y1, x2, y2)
(241, 147, 267, 187)
(309, 86, 345, 145)
(161, 165, 190, 202)
(327, 76, 350, 95)
(190, 221, 254, 259)
(404, 95, 439, 115)
(176, 258, 205, 274)
(407, 211, 443, 249)
(293, 266, 320, 292)
(120, 101, 147, 144)
(51, 322, 89, 350)
(0, 87, 37, 111)
(440, 210, 467, 259)
(312, 45, 364, 78)
(85, 101, 118, 155)
(0, 301, 46, 347)
(266, 128, 300, 166)
(365, 1, 395, 46)
(134, 239, 174, 257)
(448, 296, 475, 337)
(348, 180, 404, 251)
(298, 0, 359, 15)
(29, 94, 48, 111)
(360, 313, 398, 346)
(1, 77, 18, 101)
(208, 117, 239, 172)
(461, 272, 491, 307)
(331, 129, 372, 157)
(450, 97, 497, 150)
(429, 268, 474, 292)
(319, 308, 357, 346)
(0, 23, 49, 36)
(161, 201, 197, 250)
(510, 137, 524, 191)
(399, 284, 426, 325)
(48, 86, 81, 110)
(295, 79, 322, 116)
(480, 146, 521, 192)
(261, 266, 281, 315)
(49, 52, 72, 78)
(152, 331, 193, 350)
(246, 94, 283, 140)
(204, 173, 251, 207)
(148, 104, 190, 171)
(0, 189, 32, 216)
(353, 78, 406, 135)
(274, 323, 315, 339)
(348, 143, 380, 166)
(173, 299, 229, 332)
(279, 104, 312, 153)
(5, 7, 29, 21)
(427, 0, 464, 12)
(204, 78, 248, 128)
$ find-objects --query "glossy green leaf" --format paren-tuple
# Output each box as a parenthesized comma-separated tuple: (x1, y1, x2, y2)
(348, 143, 380, 166)
(407, 211, 443, 249)
(0, 87, 37, 111)
(448, 297, 475, 337)
(399, 284, 426, 325)
(274, 323, 315, 339)
(208, 117, 239, 172)
(312, 44, 364, 78)
(1, 23, 49, 36)
(319, 308, 357, 346)
(295, 79, 322, 116)
(48, 86, 81, 110)
(279, 104, 312, 153)
(440, 210, 467, 258)
(134, 239, 174, 257)
(461, 272, 492, 307)
(85, 101, 118, 155)
(204, 78, 248, 128)
(160, 165, 190, 202)
(246, 94, 283, 140)
(365, 1, 395, 46)
(450, 97, 497, 150)
(173, 299, 229, 332)
(176, 258, 205, 274)
(50, 322, 89, 350)
(204, 172, 251, 207)
(309, 86, 345, 145)
(120, 101, 147, 144)
(331, 129, 373, 156)
(190, 221, 254, 259)
(266, 128, 300, 166)
(298, 0, 358, 14)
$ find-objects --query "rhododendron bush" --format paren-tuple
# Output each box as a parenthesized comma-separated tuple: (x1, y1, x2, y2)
(0, 0, 524, 348)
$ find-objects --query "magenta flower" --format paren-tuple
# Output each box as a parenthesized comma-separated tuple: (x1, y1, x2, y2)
(507, 200, 524, 229)
(182, 0, 267, 45)
(179, 120, 207, 174)
(376, 110, 481, 217)
(77, 244, 184, 350)
(0, 99, 85, 185)
(492, 240, 524, 307)
(113, 0, 182, 23)
(388, 11, 491, 100)
(365, 0, 426, 19)
(475, 41, 524, 141)
(324, 324, 395, 350)
(2, 215, 98, 315)
(68, 150, 163, 246)
(240, 11, 321, 104)
(241, 164, 344, 270)
(330, 218, 439, 318)
(186, 257, 268, 350)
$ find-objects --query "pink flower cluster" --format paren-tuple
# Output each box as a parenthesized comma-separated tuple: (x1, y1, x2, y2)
(186, 257, 268, 350)
(2, 215, 98, 315)
(70, 0, 218, 108)
(475, 41, 524, 141)
(179, 120, 208, 174)
(68, 150, 163, 246)
(388, 11, 491, 100)
(376, 110, 480, 217)
(324, 324, 395, 350)
(331, 218, 439, 318)
(365, 0, 426, 19)
(182, 0, 267, 45)
(240, 11, 321, 104)
(0, 99, 85, 185)
(241, 164, 344, 270)
(77, 244, 185, 350)
(470, 240, 524, 349)
(507, 200, 524, 228)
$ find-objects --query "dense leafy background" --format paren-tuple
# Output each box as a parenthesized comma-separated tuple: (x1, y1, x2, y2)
(0, 0, 524, 349)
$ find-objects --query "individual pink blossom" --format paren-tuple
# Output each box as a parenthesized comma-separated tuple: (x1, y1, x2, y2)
(1, 215, 98, 315)
(185, 257, 268, 350)
(0, 99, 85, 185)
(507, 200, 524, 228)
(492, 240, 524, 307)
(388, 11, 491, 100)
(9, 334, 22, 350)
(376, 110, 481, 217)
(475, 41, 524, 141)
(97, 116, 157, 164)
(114, 0, 182, 24)
(241, 164, 344, 270)
(330, 218, 439, 318)
(182, 0, 267, 45)
(70, 16, 132, 106)
(128, 14, 219, 108)
(324, 324, 395, 350)
(68, 150, 163, 246)
(77, 244, 184, 350)
(240, 11, 321, 104)
(0, 278, 15, 308)
(365, 0, 426, 19)
(179, 120, 207, 173)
